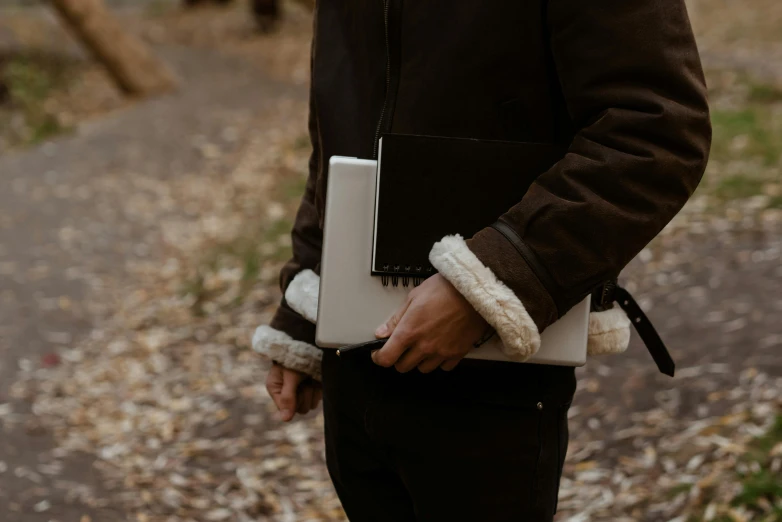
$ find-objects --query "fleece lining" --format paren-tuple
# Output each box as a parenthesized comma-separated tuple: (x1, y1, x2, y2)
(429, 234, 541, 362)
(252, 325, 322, 380)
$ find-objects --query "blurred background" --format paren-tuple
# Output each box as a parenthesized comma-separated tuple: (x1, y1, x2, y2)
(0, 1, 780, 521)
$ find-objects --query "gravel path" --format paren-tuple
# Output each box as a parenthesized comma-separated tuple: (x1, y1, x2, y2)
(0, 37, 305, 521)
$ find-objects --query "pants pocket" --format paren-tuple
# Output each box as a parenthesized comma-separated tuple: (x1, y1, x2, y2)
(528, 401, 571, 521)
(553, 402, 571, 514)
(530, 406, 544, 504)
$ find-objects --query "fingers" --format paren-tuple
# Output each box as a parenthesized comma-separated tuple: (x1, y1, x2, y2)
(310, 387, 323, 410)
(277, 368, 303, 422)
(295, 383, 323, 415)
(372, 325, 414, 367)
(440, 358, 462, 372)
(297, 386, 314, 415)
(393, 347, 428, 373)
(266, 364, 295, 421)
(265, 363, 284, 397)
(300, 384, 323, 413)
(375, 296, 412, 339)
(265, 365, 323, 420)
(373, 298, 418, 367)
(416, 356, 445, 374)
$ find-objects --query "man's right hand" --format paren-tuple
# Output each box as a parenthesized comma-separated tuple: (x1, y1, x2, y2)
(265, 363, 323, 422)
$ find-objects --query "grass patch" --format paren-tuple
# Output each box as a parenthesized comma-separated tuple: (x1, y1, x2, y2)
(708, 73, 782, 172)
(0, 53, 72, 148)
(667, 482, 694, 498)
(733, 469, 782, 509)
(145, 0, 177, 17)
(277, 171, 308, 202)
(705, 75, 782, 213)
(276, 136, 312, 203)
(181, 217, 293, 314)
(748, 82, 782, 104)
(711, 108, 781, 167)
(180, 133, 310, 314)
(673, 414, 782, 521)
(747, 415, 782, 458)
(712, 109, 758, 138)
(261, 217, 294, 263)
(715, 175, 766, 200)
(293, 134, 312, 152)
(767, 195, 782, 209)
(180, 270, 209, 317)
(731, 415, 782, 518)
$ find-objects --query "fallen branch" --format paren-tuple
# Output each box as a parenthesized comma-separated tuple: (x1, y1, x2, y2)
(50, 0, 178, 97)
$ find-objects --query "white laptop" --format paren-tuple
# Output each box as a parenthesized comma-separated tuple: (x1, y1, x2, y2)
(316, 156, 589, 366)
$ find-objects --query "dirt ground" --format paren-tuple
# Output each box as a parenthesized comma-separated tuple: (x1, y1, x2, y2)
(0, 1, 781, 521)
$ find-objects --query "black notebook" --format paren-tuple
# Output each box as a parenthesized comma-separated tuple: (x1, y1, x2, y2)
(371, 134, 566, 287)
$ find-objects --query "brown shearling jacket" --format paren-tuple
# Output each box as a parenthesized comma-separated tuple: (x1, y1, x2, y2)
(253, 0, 711, 378)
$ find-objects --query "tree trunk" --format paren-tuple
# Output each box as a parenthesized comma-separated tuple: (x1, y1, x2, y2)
(50, 0, 177, 97)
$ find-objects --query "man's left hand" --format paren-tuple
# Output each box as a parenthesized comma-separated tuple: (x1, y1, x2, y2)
(372, 274, 489, 373)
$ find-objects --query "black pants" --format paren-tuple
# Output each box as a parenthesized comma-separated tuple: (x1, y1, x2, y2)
(321, 349, 576, 522)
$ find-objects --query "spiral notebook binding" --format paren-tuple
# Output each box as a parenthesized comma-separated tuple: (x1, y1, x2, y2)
(413, 266, 423, 287)
(379, 264, 434, 287)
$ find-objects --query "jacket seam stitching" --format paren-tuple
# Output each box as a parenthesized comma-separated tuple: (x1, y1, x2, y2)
(491, 220, 564, 317)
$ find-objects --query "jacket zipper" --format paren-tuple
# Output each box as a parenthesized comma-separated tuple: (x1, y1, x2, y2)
(372, 0, 391, 159)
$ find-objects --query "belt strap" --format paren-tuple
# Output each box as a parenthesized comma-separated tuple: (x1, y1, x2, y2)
(490, 221, 675, 377)
(613, 285, 676, 377)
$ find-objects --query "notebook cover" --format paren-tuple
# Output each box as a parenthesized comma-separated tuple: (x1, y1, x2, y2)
(316, 156, 589, 366)
(372, 134, 566, 277)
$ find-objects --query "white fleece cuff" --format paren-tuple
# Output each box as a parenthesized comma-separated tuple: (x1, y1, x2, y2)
(275, 259, 631, 364)
(587, 307, 631, 356)
(284, 269, 319, 323)
(252, 325, 322, 380)
(429, 234, 541, 361)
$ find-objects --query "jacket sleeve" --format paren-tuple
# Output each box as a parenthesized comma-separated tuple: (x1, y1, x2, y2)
(253, 36, 324, 380)
(429, 0, 711, 361)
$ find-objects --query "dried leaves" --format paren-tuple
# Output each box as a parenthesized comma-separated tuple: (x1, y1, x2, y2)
(3, 2, 782, 521)
(7, 94, 343, 520)
(558, 370, 782, 521)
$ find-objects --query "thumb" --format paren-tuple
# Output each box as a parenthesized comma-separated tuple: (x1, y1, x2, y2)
(277, 368, 303, 422)
(376, 296, 412, 338)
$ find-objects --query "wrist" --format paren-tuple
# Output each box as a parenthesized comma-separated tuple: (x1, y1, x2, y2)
(472, 322, 496, 348)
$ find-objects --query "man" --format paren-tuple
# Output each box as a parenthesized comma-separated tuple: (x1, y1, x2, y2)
(253, 1, 711, 520)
